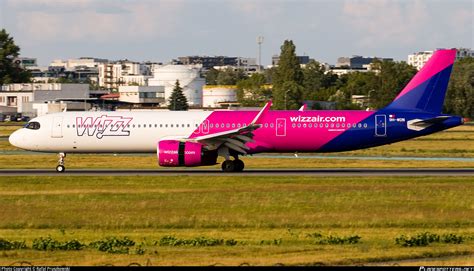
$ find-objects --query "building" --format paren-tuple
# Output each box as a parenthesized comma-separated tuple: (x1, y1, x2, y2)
(148, 65, 205, 107)
(29, 66, 99, 84)
(408, 48, 473, 70)
(202, 85, 238, 108)
(329, 67, 371, 76)
(0, 83, 90, 116)
(118, 86, 165, 104)
(336, 56, 393, 69)
(177, 56, 238, 70)
(14, 57, 37, 68)
(407, 51, 434, 70)
(98, 60, 150, 90)
(50, 57, 108, 70)
(271, 55, 310, 66)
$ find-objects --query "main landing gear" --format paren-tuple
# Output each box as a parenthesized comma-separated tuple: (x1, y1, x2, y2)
(56, 152, 66, 172)
(221, 158, 245, 172)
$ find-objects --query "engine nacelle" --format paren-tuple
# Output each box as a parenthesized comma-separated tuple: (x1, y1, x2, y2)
(157, 140, 218, 167)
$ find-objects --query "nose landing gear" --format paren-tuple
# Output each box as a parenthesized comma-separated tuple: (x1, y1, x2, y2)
(56, 152, 66, 172)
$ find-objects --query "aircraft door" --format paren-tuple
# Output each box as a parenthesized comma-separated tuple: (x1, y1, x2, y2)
(51, 116, 63, 138)
(201, 119, 209, 134)
(276, 118, 286, 136)
(375, 115, 386, 137)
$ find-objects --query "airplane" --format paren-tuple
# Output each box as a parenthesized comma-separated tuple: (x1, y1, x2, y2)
(9, 49, 464, 172)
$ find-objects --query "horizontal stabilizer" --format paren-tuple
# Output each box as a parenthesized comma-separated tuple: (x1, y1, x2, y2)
(407, 116, 450, 131)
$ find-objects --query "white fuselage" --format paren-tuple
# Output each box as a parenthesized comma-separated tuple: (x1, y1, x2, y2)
(10, 111, 213, 153)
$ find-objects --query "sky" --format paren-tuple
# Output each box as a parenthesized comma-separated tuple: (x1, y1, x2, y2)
(0, 0, 473, 66)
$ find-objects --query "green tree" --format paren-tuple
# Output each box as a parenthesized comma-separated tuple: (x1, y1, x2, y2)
(445, 57, 474, 117)
(56, 77, 81, 84)
(205, 68, 219, 85)
(205, 67, 248, 85)
(236, 73, 271, 106)
(168, 80, 189, 111)
(370, 60, 417, 109)
(272, 40, 304, 109)
(0, 29, 31, 84)
(302, 60, 324, 100)
(216, 67, 247, 85)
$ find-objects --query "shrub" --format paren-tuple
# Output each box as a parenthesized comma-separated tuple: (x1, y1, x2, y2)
(307, 232, 361, 245)
(32, 237, 84, 251)
(158, 235, 229, 247)
(0, 238, 27, 250)
(259, 239, 282, 246)
(395, 232, 464, 247)
(89, 236, 135, 254)
(441, 233, 463, 244)
(224, 239, 238, 246)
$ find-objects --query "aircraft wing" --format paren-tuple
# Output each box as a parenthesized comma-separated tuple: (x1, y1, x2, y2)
(184, 101, 272, 154)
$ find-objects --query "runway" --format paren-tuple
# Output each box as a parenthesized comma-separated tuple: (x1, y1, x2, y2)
(0, 168, 473, 176)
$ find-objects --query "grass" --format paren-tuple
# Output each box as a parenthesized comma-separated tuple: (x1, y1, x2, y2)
(0, 175, 473, 265)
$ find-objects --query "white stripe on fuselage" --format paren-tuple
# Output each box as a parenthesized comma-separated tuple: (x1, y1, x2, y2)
(24, 111, 212, 153)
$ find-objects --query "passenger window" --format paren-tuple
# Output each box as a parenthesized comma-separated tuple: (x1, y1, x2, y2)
(72, 124, 75, 128)
(303, 123, 307, 128)
(165, 124, 168, 128)
(308, 123, 312, 128)
(264, 123, 268, 128)
(187, 124, 190, 127)
(160, 124, 162, 128)
(292, 123, 296, 128)
(357, 123, 362, 128)
(67, 125, 70, 128)
(171, 124, 173, 128)
(270, 123, 274, 128)
(363, 123, 368, 128)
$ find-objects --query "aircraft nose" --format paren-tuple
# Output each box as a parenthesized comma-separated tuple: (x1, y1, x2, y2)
(9, 130, 24, 149)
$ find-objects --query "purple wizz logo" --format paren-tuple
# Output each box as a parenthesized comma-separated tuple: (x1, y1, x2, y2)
(76, 115, 133, 139)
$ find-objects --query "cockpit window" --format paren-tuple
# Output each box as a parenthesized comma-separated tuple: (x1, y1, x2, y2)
(25, 121, 40, 130)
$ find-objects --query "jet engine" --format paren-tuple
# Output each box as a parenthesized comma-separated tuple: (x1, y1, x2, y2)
(157, 140, 217, 167)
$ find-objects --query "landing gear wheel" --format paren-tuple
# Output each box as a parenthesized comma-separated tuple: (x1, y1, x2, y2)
(234, 159, 244, 172)
(56, 165, 65, 172)
(57, 152, 66, 173)
(221, 160, 235, 172)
